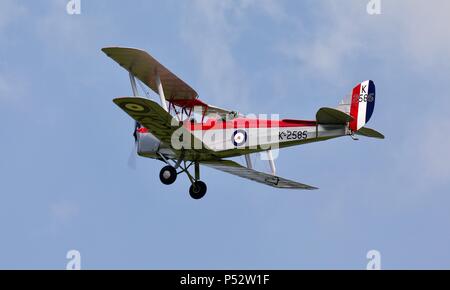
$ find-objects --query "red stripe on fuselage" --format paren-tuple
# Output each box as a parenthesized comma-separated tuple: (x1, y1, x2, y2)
(349, 84, 361, 131)
(137, 127, 149, 133)
(186, 118, 317, 131)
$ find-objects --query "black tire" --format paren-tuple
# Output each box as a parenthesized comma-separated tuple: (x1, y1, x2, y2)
(189, 181, 207, 199)
(159, 165, 177, 185)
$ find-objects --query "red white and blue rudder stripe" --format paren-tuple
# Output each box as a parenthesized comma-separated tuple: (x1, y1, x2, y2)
(349, 80, 376, 131)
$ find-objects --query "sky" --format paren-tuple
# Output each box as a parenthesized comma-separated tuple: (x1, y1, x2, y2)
(1, 0, 450, 269)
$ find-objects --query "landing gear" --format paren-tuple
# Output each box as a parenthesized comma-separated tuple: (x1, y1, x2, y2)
(159, 165, 177, 185)
(185, 162, 207, 199)
(189, 181, 207, 199)
(158, 155, 207, 199)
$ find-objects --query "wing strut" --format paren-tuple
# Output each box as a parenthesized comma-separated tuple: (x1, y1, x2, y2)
(128, 72, 140, 144)
(155, 70, 169, 112)
(266, 150, 276, 175)
(129, 72, 139, 96)
(245, 154, 253, 169)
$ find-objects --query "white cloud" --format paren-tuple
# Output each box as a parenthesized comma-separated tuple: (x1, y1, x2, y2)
(419, 119, 450, 183)
(0, 73, 29, 103)
(0, 0, 27, 102)
(0, 0, 26, 32)
(179, 0, 286, 109)
(34, 0, 116, 57)
(35, 0, 93, 53)
(271, 0, 450, 195)
(279, 0, 450, 79)
(50, 200, 80, 223)
(179, 0, 246, 107)
(278, 2, 362, 81)
(238, 0, 287, 21)
(0, 75, 14, 101)
(397, 114, 450, 190)
(386, 0, 450, 68)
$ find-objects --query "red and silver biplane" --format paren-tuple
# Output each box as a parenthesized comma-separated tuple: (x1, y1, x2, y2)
(103, 47, 383, 199)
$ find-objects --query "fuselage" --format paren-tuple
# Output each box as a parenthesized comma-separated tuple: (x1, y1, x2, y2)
(137, 117, 348, 160)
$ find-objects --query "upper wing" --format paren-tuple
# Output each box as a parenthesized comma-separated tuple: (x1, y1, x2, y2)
(103, 47, 198, 101)
(103, 47, 236, 118)
(202, 160, 318, 190)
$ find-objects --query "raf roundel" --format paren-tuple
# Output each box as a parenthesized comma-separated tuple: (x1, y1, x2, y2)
(125, 103, 145, 112)
(232, 129, 247, 147)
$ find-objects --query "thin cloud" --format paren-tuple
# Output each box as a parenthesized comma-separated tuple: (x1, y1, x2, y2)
(278, 2, 362, 81)
(0, 0, 26, 32)
(381, 0, 450, 69)
(179, 0, 247, 107)
(401, 115, 450, 188)
(279, 1, 450, 78)
(50, 200, 80, 223)
(0, 75, 14, 101)
(178, 0, 286, 111)
(0, 0, 27, 102)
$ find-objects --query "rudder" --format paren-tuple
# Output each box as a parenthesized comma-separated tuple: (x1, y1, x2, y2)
(347, 80, 376, 131)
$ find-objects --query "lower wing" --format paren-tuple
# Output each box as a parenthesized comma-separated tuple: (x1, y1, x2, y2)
(113, 97, 210, 150)
(202, 160, 317, 190)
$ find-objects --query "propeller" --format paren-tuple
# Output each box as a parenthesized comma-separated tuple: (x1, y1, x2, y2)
(127, 121, 139, 169)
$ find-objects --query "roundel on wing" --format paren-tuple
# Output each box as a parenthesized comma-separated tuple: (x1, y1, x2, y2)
(118, 101, 151, 114)
(125, 103, 145, 112)
(232, 129, 247, 147)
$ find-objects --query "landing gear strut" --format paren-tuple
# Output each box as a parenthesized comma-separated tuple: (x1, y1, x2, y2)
(158, 155, 207, 199)
(186, 162, 207, 199)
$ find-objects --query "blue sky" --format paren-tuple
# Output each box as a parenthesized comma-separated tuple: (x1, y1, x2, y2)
(1, 0, 450, 269)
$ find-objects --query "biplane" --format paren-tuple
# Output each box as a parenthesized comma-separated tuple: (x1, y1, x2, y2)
(102, 47, 384, 199)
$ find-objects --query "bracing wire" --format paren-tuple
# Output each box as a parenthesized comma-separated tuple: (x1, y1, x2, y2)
(137, 80, 152, 99)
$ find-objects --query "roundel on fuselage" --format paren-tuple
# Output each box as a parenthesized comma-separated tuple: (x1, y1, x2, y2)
(232, 129, 247, 147)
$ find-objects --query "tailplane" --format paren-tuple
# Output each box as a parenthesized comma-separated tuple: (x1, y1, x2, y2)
(355, 127, 384, 139)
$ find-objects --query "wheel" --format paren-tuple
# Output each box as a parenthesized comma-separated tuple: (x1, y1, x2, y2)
(159, 165, 177, 185)
(189, 181, 207, 199)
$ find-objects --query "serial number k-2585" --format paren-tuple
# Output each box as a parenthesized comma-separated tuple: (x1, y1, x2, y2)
(279, 130, 308, 141)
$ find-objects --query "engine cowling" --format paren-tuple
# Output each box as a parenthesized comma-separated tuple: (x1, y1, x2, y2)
(137, 132, 160, 155)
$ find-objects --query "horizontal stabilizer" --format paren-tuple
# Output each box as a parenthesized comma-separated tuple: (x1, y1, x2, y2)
(316, 107, 353, 125)
(202, 160, 317, 190)
(356, 127, 385, 139)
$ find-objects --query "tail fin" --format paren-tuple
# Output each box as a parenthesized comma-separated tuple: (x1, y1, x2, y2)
(337, 80, 376, 131)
